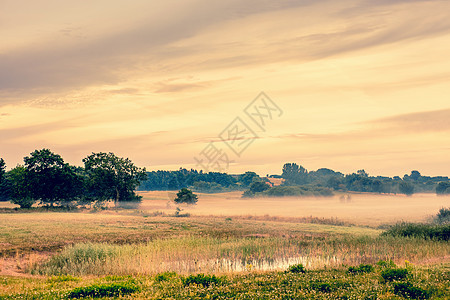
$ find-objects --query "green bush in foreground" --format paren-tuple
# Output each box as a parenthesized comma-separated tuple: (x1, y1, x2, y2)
(2, 264, 448, 299)
(393, 282, 431, 299)
(287, 263, 306, 273)
(382, 222, 450, 241)
(67, 282, 140, 298)
(183, 273, 221, 287)
(347, 263, 374, 274)
(381, 268, 409, 281)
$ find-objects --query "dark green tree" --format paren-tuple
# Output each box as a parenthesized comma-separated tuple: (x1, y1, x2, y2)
(249, 181, 270, 193)
(0, 158, 7, 201)
(83, 152, 147, 203)
(282, 163, 308, 184)
(239, 171, 260, 187)
(5, 165, 35, 208)
(399, 181, 414, 196)
(174, 188, 198, 204)
(436, 182, 450, 195)
(24, 149, 82, 206)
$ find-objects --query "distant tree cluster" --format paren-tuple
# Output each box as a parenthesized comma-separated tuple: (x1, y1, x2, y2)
(0, 149, 146, 208)
(278, 163, 449, 196)
(138, 170, 263, 193)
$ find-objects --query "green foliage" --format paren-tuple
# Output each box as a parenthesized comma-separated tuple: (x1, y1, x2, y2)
(155, 271, 177, 282)
(183, 273, 221, 287)
(0, 158, 7, 201)
(347, 263, 374, 274)
(287, 264, 306, 273)
(174, 188, 198, 204)
(282, 163, 308, 185)
(239, 171, 261, 187)
(5, 165, 35, 208)
(382, 222, 450, 241)
(393, 282, 431, 299)
(310, 281, 333, 293)
(83, 152, 147, 203)
(262, 185, 333, 197)
(192, 180, 225, 193)
(399, 181, 415, 195)
(67, 281, 139, 298)
(46, 275, 81, 283)
(381, 268, 409, 281)
(376, 260, 396, 268)
(435, 182, 450, 195)
(24, 149, 83, 206)
(435, 207, 450, 224)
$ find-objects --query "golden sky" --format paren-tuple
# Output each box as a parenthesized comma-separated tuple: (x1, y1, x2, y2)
(1, 0, 450, 176)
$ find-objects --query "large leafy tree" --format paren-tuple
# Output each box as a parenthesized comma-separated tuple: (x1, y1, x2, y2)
(24, 149, 82, 206)
(0, 158, 7, 201)
(83, 152, 147, 203)
(282, 163, 308, 185)
(5, 165, 35, 208)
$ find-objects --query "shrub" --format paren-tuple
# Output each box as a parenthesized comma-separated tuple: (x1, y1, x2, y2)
(382, 222, 450, 241)
(67, 282, 139, 298)
(174, 188, 198, 204)
(376, 260, 396, 268)
(381, 268, 408, 281)
(393, 282, 431, 299)
(347, 264, 374, 274)
(436, 182, 450, 195)
(183, 274, 221, 287)
(155, 271, 177, 282)
(310, 281, 333, 293)
(287, 264, 306, 274)
(47, 275, 80, 283)
(435, 207, 450, 224)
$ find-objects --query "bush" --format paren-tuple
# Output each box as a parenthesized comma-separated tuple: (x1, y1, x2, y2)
(262, 185, 333, 197)
(376, 260, 396, 268)
(435, 207, 450, 224)
(155, 271, 177, 282)
(347, 264, 374, 274)
(67, 282, 139, 298)
(381, 268, 408, 281)
(382, 222, 450, 241)
(393, 282, 431, 299)
(436, 182, 450, 195)
(174, 188, 198, 204)
(310, 281, 333, 293)
(287, 264, 306, 274)
(183, 274, 221, 287)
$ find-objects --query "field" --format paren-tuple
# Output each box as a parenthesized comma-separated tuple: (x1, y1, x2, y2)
(0, 191, 449, 299)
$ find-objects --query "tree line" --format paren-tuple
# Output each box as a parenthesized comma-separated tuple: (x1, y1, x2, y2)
(280, 163, 450, 196)
(137, 163, 450, 197)
(138, 169, 262, 192)
(0, 149, 146, 208)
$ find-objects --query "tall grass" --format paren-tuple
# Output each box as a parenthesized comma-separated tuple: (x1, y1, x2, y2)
(30, 235, 449, 276)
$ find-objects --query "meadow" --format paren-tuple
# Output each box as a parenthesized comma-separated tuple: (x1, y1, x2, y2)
(0, 191, 449, 299)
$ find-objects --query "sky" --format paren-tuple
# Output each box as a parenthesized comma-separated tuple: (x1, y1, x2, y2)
(1, 0, 450, 177)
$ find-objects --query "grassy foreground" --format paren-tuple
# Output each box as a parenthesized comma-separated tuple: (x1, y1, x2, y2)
(0, 204, 449, 299)
(1, 262, 449, 299)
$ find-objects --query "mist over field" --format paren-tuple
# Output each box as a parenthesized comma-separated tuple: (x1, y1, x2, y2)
(139, 191, 450, 226)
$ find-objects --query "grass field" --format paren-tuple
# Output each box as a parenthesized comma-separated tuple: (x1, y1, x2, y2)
(0, 191, 449, 299)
